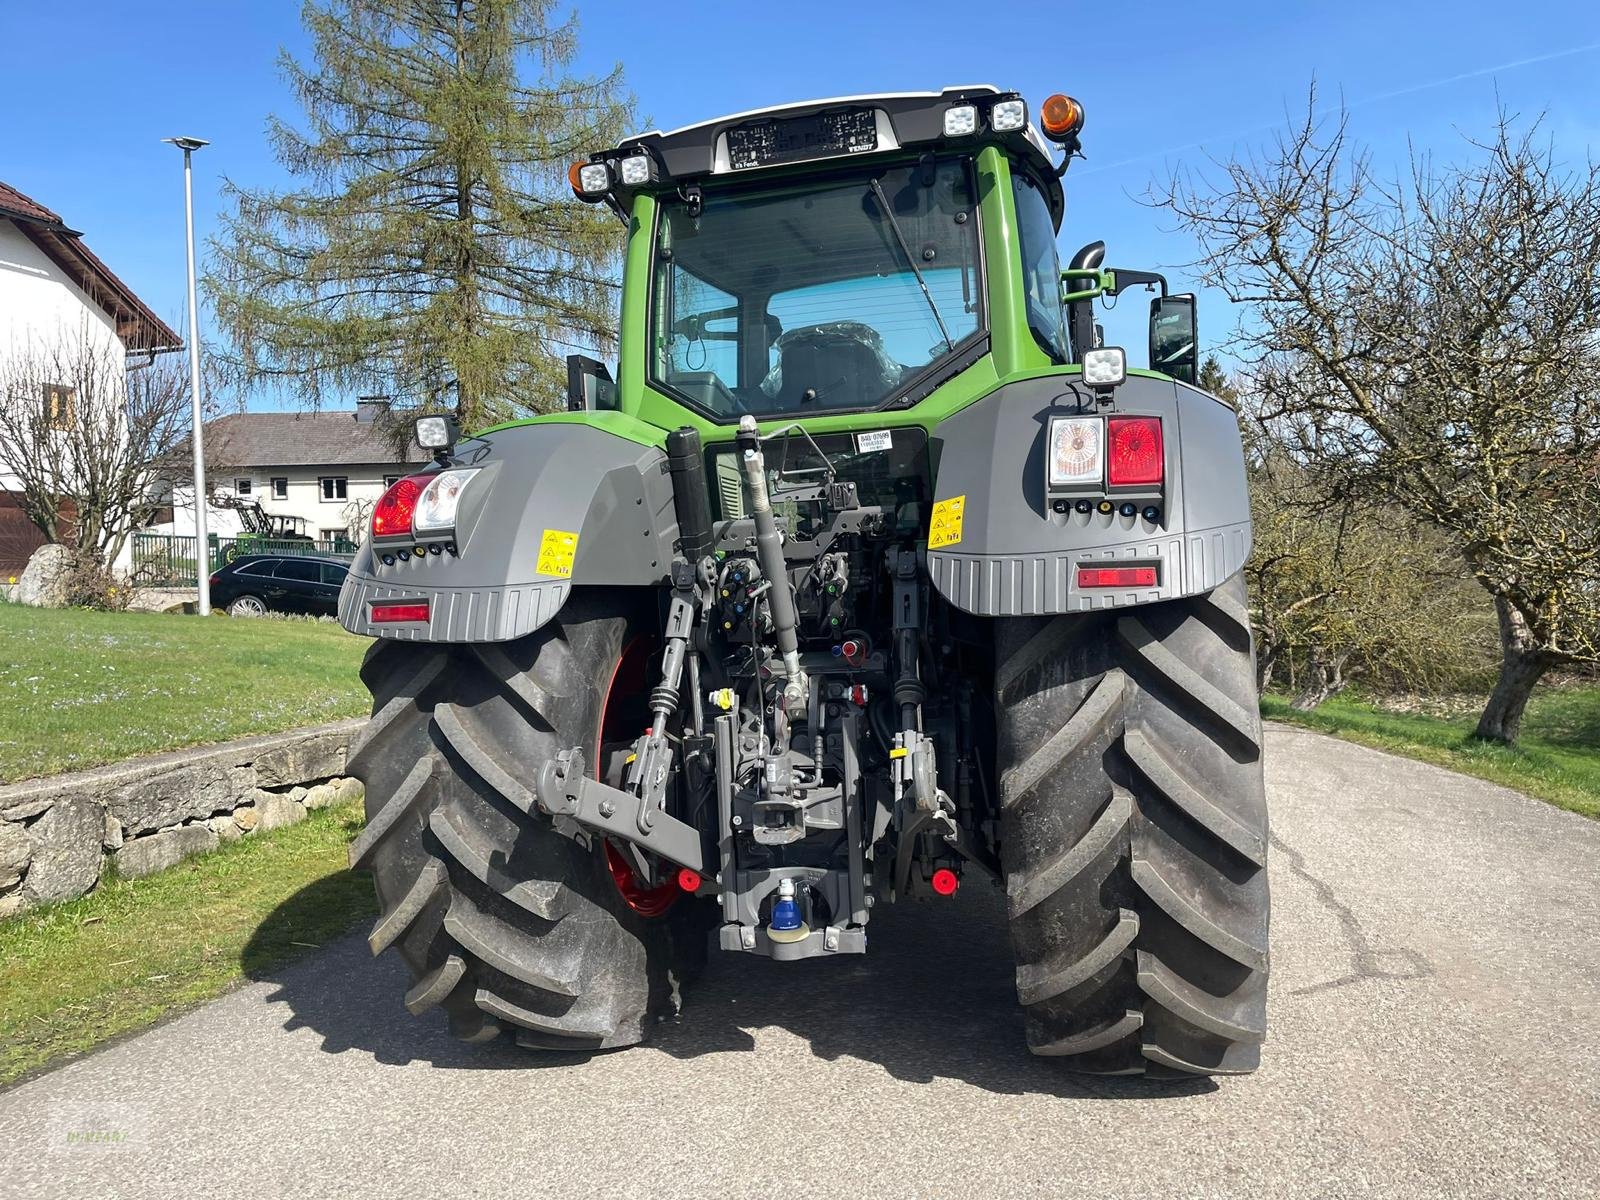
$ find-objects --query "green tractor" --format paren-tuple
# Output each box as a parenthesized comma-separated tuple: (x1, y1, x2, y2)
(339, 86, 1268, 1076)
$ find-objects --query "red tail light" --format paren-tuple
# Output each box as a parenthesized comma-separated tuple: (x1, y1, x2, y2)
(370, 601, 430, 624)
(1107, 416, 1163, 486)
(1078, 566, 1158, 589)
(372, 475, 426, 540)
(207, 574, 220, 587)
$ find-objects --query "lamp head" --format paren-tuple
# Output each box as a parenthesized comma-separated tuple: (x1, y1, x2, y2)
(163, 136, 210, 152)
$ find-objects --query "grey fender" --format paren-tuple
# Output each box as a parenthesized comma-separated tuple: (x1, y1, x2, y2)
(338, 423, 678, 642)
(926, 374, 1252, 616)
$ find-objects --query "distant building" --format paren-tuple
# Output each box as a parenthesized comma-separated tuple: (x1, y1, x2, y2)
(0, 181, 182, 574)
(157, 400, 429, 544)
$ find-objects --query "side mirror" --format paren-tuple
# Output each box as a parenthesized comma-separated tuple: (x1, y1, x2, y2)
(566, 354, 618, 412)
(1149, 293, 1199, 386)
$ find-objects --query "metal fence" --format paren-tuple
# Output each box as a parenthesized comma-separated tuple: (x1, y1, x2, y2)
(131, 533, 356, 588)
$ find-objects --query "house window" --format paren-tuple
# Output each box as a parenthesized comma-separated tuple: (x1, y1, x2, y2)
(383, 474, 402, 488)
(43, 384, 76, 430)
(235, 478, 252, 496)
(320, 527, 346, 541)
(319, 476, 348, 502)
(270, 477, 288, 500)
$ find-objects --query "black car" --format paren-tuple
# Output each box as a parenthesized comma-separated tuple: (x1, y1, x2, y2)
(209, 555, 350, 617)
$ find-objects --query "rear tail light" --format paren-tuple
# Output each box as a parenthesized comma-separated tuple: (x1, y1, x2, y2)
(370, 601, 430, 624)
(1078, 566, 1158, 589)
(372, 469, 478, 541)
(207, 574, 220, 587)
(373, 475, 427, 539)
(1107, 416, 1163, 486)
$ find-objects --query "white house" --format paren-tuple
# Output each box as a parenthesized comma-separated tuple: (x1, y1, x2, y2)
(0, 180, 182, 574)
(158, 400, 429, 545)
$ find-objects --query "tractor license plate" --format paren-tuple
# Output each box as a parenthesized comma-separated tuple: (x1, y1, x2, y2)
(726, 109, 878, 170)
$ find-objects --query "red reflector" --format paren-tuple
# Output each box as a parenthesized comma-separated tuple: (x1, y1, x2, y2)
(931, 868, 959, 896)
(372, 475, 426, 539)
(1107, 416, 1163, 486)
(1078, 566, 1158, 589)
(676, 868, 702, 893)
(370, 601, 430, 624)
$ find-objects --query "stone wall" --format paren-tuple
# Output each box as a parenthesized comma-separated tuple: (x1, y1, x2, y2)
(0, 719, 364, 919)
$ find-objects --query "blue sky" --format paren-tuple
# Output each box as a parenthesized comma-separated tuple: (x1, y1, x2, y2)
(1, 1, 1596, 408)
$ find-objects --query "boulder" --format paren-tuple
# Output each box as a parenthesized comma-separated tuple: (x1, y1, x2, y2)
(0, 894, 27, 920)
(233, 806, 260, 832)
(253, 730, 349, 788)
(255, 792, 307, 832)
(116, 825, 219, 879)
(22, 797, 104, 903)
(16, 543, 75, 608)
(301, 782, 339, 811)
(334, 777, 365, 805)
(208, 815, 243, 842)
(102, 814, 124, 851)
(0, 821, 31, 891)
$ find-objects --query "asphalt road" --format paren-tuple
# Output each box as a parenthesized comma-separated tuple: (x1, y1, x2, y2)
(3, 724, 1597, 1200)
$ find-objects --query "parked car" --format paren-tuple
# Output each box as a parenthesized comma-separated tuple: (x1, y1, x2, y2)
(208, 555, 349, 617)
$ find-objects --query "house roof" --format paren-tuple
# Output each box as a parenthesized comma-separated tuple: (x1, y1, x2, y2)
(0, 180, 184, 353)
(203, 410, 431, 469)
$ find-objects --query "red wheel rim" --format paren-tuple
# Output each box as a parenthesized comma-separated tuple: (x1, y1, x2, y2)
(596, 635, 679, 917)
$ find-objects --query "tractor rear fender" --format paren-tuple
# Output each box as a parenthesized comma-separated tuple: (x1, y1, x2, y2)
(926, 373, 1252, 615)
(338, 423, 677, 642)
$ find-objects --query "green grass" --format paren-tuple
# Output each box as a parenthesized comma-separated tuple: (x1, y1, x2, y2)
(0, 803, 376, 1086)
(0, 604, 369, 783)
(1262, 685, 1600, 820)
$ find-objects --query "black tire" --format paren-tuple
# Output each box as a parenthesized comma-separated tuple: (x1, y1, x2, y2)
(227, 594, 267, 618)
(994, 575, 1269, 1076)
(346, 593, 705, 1051)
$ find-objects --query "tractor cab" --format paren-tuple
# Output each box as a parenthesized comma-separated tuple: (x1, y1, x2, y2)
(566, 86, 1199, 431)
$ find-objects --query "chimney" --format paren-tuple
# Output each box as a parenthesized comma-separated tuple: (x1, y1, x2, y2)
(355, 397, 391, 424)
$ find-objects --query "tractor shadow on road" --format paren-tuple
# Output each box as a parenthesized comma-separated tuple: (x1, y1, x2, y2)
(244, 879, 1213, 1099)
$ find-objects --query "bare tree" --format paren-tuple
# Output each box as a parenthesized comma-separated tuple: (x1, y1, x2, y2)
(0, 326, 193, 567)
(1156, 92, 1600, 743)
(1246, 422, 1488, 707)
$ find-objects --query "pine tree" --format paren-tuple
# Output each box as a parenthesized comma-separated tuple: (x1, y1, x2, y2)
(209, 0, 632, 429)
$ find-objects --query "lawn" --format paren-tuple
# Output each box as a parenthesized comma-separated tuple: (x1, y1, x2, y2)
(0, 604, 370, 784)
(1262, 684, 1600, 820)
(0, 803, 376, 1086)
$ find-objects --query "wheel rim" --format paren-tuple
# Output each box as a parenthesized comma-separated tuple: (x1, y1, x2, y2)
(232, 596, 265, 616)
(597, 635, 679, 917)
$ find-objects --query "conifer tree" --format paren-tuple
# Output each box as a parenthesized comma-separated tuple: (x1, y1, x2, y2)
(209, 0, 632, 429)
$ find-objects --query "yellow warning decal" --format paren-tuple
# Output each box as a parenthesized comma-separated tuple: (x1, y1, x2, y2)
(535, 529, 580, 578)
(889, 747, 909, 760)
(928, 495, 966, 549)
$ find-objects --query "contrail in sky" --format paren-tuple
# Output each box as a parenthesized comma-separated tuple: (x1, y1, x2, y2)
(1077, 40, 1600, 178)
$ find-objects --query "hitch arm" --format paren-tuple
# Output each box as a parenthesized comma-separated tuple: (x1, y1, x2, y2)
(536, 748, 705, 874)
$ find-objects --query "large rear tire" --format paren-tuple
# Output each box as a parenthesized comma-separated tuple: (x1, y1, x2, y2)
(347, 593, 704, 1050)
(994, 575, 1269, 1075)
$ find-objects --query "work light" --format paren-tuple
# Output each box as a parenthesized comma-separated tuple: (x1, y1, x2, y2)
(990, 99, 1027, 132)
(1082, 347, 1126, 390)
(943, 105, 978, 137)
(619, 154, 654, 186)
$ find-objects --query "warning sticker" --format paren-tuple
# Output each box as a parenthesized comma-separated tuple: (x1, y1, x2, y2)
(928, 495, 966, 549)
(856, 429, 893, 453)
(535, 529, 580, 578)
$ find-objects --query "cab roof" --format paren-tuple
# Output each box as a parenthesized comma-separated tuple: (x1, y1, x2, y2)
(594, 85, 1066, 227)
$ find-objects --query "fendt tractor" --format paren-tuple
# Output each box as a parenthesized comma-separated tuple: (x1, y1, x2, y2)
(338, 86, 1269, 1077)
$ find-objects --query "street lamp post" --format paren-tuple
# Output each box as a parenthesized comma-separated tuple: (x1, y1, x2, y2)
(164, 136, 211, 615)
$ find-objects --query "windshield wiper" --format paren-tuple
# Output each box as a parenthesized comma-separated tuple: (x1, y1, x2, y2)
(868, 177, 953, 354)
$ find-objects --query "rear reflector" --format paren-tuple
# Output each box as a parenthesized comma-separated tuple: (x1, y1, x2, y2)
(1078, 566, 1158, 589)
(1107, 416, 1164, 486)
(370, 601, 430, 624)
